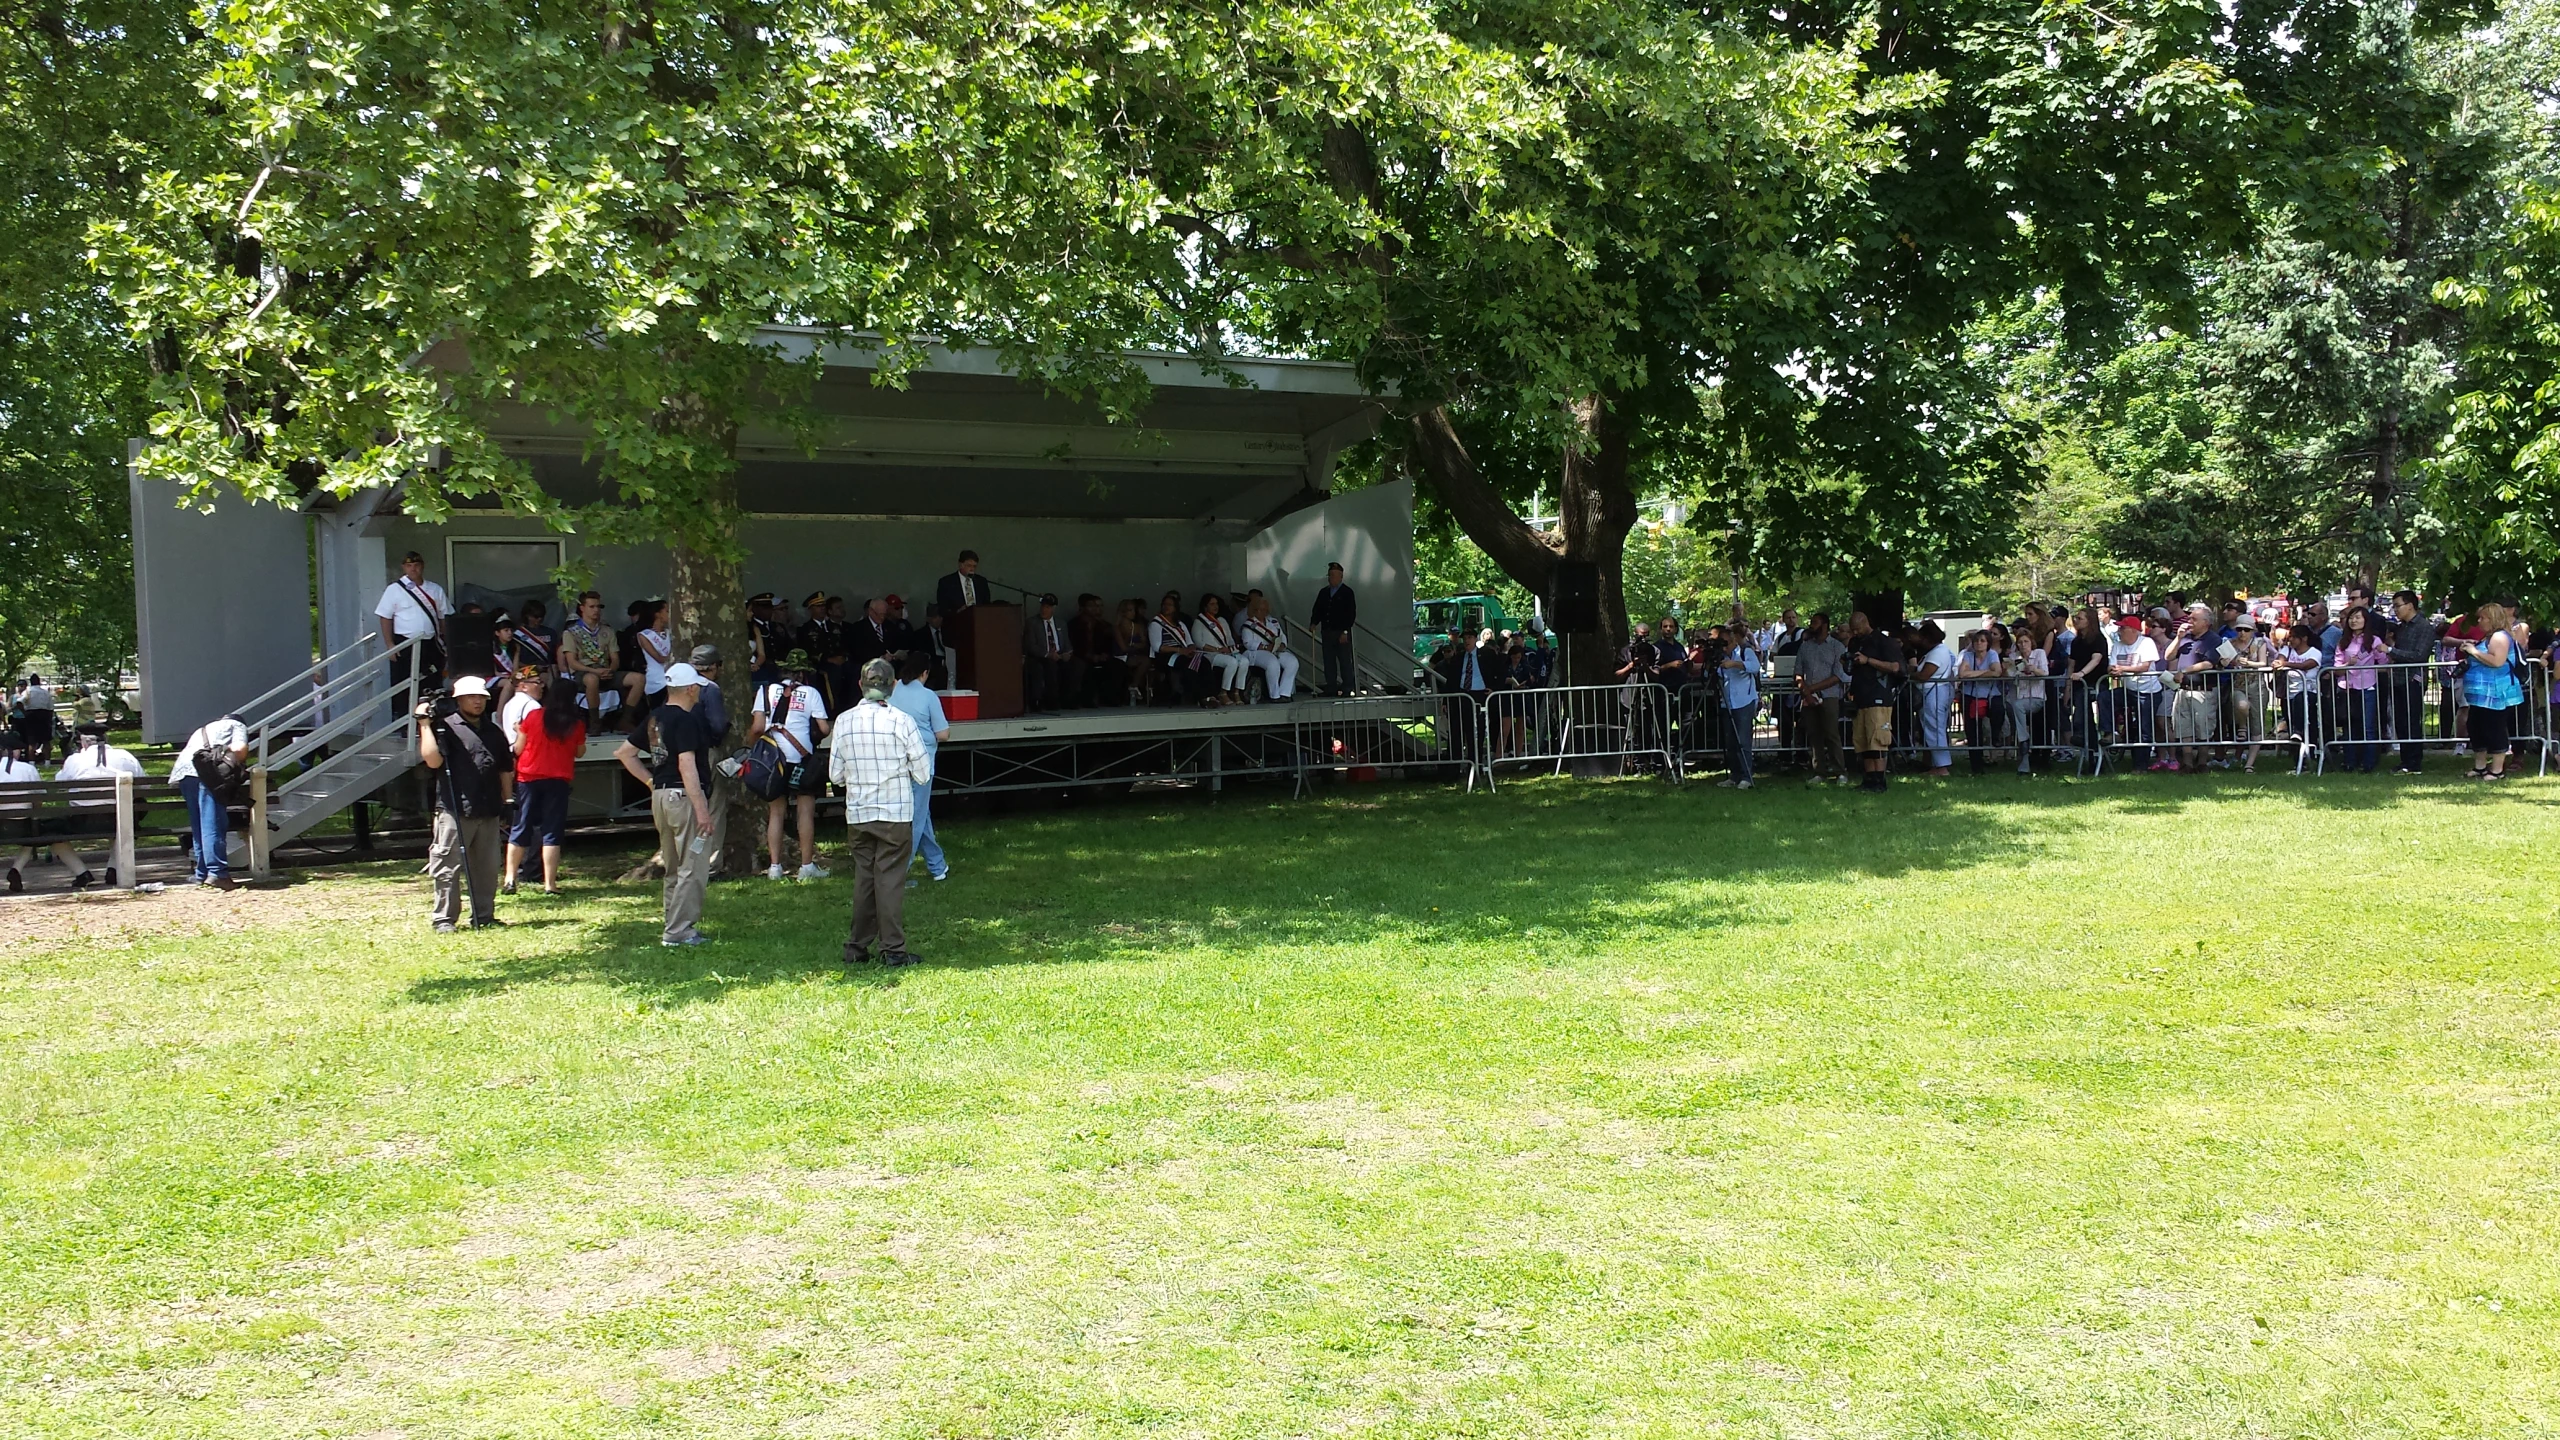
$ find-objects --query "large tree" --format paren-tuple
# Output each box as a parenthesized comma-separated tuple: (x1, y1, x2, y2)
(0, 1, 195, 684)
(89, 0, 1169, 674)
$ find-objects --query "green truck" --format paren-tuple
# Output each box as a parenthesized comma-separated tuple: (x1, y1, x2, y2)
(1412, 593, 1535, 660)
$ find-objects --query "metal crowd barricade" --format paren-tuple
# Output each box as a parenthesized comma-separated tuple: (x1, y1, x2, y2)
(1481, 682, 1681, 782)
(1294, 692, 1487, 793)
(2361, 655, 2553, 777)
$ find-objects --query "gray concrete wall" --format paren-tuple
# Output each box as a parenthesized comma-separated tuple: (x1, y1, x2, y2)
(130, 471, 317, 742)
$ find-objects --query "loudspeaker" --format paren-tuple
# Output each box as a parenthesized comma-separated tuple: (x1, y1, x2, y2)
(1550, 561, 1602, 633)
(445, 612, 497, 682)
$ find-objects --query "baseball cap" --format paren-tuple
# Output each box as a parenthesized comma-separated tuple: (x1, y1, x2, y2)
(449, 676, 491, 698)
(2115, 613, 2142, 629)
(2231, 613, 2258, 629)
(663, 663, 705, 689)
(883, 593, 904, 607)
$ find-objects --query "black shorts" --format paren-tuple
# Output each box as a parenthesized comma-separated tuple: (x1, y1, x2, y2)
(511, 777, 573, 846)
(776, 758, 824, 796)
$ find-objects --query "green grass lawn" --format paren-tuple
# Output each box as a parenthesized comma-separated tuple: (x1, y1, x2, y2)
(5, 772, 2559, 1438)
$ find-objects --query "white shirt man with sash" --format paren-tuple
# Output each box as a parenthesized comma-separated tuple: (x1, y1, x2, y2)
(373, 550, 449, 694)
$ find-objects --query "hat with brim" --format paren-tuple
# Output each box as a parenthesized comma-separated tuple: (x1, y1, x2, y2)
(663, 663, 705, 689)
(449, 676, 491, 698)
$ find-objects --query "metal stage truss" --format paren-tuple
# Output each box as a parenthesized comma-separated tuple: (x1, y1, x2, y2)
(932, 696, 1472, 796)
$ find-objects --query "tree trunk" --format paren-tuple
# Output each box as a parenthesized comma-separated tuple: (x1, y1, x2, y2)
(664, 442, 763, 878)
(1402, 398, 1638, 687)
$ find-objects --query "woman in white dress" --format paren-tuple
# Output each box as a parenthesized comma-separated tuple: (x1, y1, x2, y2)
(1238, 594, 1299, 701)
(1191, 593, 1249, 705)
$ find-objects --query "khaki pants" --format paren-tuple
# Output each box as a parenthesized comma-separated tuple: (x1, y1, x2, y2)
(1805, 695, 1845, 776)
(846, 820, 913, 958)
(429, 811, 504, 927)
(651, 789, 712, 943)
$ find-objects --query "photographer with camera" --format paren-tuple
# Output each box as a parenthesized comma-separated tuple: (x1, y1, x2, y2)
(419, 676, 515, 933)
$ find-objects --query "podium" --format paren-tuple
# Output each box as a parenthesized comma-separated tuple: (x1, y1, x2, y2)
(953, 603, 1023, 719)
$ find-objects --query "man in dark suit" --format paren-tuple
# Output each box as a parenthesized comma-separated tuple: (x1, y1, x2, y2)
(849, 595, 900, 667)
(1310, 561, 1358, 696)
(935, 550, 988, 618)
(1022, 593, 1069, 713)
(916, 605, 953, 690)
(1067, 593, 1123, 706)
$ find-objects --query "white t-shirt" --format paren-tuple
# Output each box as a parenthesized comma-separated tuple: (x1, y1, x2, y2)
(2108, 635, 2162, 693)
(501, 690, 540, 740)
(21, 683, 53, 712)
(2280, 645, 2323, 699)
(754, 681, 829, 758)
(1916, 643, 1958, 698)
(57, 743, 144, 807)
(374, 578, 450, 641)
(0, 757, 36, 783)
(170, 716, 252, 781)
(637, 627, 672, 692)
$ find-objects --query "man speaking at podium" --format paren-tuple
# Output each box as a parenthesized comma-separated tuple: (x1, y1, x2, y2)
(935, 550, 987, 617)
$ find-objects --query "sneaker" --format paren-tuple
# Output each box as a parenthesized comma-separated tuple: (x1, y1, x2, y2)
(433, 921, 457, 934)
(767, 863, 786, 881)
(881, 950, 920, 967)
(1833, 775, 1855, 787)
(797, 863, 830, 881)
(1733, 779, 1752, 789)
(2145, 759, 2171, 772)
(662, 933, 709, 948)
(1715, 778, 1740, 788)
(471, 917, 506, 929)
(840, 945, 872, 965)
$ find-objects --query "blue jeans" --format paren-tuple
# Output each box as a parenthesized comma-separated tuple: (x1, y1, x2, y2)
(1723, 701, 1756, 782)
(908, 779, 946, 878)
(2342, 686, 2381, 770)
(179, 775, 229, 880)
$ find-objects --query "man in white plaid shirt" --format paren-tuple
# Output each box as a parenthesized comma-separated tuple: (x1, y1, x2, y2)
(827, 658, 932, 965)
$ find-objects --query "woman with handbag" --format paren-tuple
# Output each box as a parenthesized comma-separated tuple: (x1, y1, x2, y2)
(748, 650, 834, 878)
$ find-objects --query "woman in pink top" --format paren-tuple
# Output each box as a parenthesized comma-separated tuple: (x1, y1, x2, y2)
(2332, 607, 2389, 772)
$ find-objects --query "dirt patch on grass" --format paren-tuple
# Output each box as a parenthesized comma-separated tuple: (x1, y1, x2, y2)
(0, 870, 413, 950)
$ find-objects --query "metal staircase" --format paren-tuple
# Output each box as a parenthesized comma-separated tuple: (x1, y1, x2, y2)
(231, 633, 426, 876)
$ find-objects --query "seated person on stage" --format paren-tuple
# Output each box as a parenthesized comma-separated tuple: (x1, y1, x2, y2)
(1023, 593, 1070, 713)
(561, 590, 641, 720)
(631, 599, 674, 733)
(1068, 593, 1126, 707)
(882, 594, 917, 662)
(514, 599, 557, 675)
(798, 590, 841, 662)
(747, 592, 788, 689)
(1238, 590, 1299, 701)
(850, 595, 902, 667)
(1115, 599, 1153, 704)
(1149, 592, 1203, 705)
(936, 549, 989, 615)
(915, 604, 953, 690)
(1192, 592, 1249, 706)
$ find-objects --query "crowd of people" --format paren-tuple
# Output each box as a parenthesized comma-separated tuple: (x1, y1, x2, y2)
(374, 550, 1370, 732)
(1425, 588, 2551, 788)
(370, 546, 1370, 956)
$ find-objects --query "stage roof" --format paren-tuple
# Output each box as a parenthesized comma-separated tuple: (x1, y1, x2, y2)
(448, 332, 1384, 532)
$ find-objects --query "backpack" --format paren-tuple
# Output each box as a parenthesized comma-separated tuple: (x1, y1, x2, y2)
(190, 718, 252, 805)
(736, 683, 801, 801)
